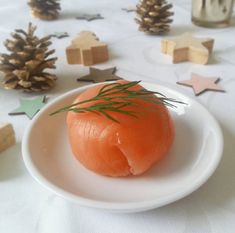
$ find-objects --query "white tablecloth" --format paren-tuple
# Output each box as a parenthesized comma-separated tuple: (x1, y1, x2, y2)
(1, 0, 235, 232)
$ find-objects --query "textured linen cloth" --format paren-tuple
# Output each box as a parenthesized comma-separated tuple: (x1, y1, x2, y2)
(0, 0, 235, 233)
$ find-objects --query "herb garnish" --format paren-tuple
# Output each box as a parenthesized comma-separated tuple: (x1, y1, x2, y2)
(50, 81, 184, 123)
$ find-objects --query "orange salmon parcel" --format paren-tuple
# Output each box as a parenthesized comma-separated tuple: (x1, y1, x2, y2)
(66, 81, 174, 177)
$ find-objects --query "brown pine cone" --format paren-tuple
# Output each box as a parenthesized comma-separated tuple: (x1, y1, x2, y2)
(28, 0, 61, 20)
(0, 23, 57, 92)
(135, 0, 174, 34)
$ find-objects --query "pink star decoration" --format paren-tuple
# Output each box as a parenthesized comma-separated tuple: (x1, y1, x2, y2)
(177, 73, 225, 96)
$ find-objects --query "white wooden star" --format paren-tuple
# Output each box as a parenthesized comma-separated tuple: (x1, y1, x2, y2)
(161, 33, 214, 64)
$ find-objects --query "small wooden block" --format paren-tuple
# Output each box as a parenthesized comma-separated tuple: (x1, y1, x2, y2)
(0, 123, 16, 153)
(161, 33, 214, 65)
(66, 31, 109, 66)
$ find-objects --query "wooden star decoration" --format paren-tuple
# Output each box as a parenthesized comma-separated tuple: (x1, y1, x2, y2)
(75, 13, 104, 21)
(177, 73, 225, 96)
(50, 32, 69, 39)
(122, 7, 136, 12)
(161, 33, 214, 64)
(77, 67, 122, 83)
(9, 96, 46, 119)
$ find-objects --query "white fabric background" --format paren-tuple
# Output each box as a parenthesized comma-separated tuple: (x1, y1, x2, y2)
(0, 0, 235, 232)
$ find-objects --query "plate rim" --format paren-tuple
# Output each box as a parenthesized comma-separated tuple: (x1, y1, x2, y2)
(22, 82, 224, 213)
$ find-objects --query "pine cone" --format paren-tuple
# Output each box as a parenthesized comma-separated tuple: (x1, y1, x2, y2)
(0, 23, 57, 92)
(28, 0, 61, 20)
(135, 0, 174, 34)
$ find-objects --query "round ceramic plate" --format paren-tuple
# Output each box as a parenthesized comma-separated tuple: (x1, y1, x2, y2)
(22, 82, 223, 213)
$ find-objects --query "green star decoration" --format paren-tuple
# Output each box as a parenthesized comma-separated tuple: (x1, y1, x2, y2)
(50, 32, 69, 39)
(9, 96, 46, 119)
(121, 7, 136, 12)
(75, 13, 104, 21)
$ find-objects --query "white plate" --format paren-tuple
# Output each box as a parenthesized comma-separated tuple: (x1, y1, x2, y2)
(22, 82, 223, 213)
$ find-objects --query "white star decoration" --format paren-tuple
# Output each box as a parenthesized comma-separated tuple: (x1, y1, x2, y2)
(161, 33, 214, 64)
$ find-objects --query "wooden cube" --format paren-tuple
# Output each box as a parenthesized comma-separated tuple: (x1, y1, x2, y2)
(0, 123, 16, 153)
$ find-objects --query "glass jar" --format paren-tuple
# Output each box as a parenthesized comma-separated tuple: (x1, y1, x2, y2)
(192, 0, 234, 28)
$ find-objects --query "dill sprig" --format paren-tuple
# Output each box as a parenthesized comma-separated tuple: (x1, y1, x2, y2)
(50, 81, 184, 123)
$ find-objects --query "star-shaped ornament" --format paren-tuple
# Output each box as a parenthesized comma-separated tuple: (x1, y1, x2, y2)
(122, 7, 136, 12)
(50, 32, 69, 39)
(77, 67, 122, 83)
(177, 73, 225, 96)
(75, 13, 104, 21)
(9, 96, 46, 119)
(161, 33, 214, 64)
